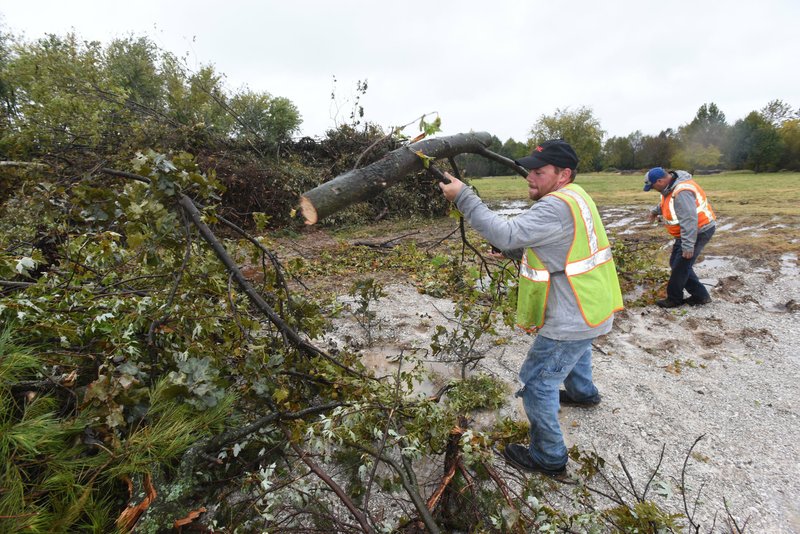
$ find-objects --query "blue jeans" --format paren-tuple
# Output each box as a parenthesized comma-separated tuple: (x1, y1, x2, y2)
(667, 226, 715, 302)
(515, 335, 599, 469)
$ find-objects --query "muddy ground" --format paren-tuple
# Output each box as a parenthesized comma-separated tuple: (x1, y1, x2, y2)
(280, 206, 800, 532)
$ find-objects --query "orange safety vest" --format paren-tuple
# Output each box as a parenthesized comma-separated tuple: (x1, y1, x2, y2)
(660, 179, 715, 237)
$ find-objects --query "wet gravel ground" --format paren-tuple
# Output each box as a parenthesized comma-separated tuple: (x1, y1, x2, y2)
(326, 209, 800, 532)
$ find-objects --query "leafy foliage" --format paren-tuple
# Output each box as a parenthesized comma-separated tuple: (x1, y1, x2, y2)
(529, 106, 606, 173)
(445, 373, 508, 413)
(0, 24, 742, 534)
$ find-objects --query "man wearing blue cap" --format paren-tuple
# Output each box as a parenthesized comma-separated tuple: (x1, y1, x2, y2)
(643, 167, 717, 308)
(438, 139, 623, 477)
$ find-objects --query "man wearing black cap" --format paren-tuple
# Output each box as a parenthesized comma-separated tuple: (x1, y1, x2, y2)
(439, 139, 623, 477)
(643, 167, 717, 308)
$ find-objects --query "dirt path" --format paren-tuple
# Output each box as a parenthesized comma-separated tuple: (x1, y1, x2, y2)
(308, 207, 800, 532)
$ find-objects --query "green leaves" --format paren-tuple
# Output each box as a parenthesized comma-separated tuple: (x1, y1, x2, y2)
(167, 357, 225, 409)
(414, 149, 435, 169)
(419, 114, 442, 136)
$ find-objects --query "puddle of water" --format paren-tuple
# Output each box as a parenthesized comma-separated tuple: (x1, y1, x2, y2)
(780, 253, 799, 276)
(489, 200, 528, 217)
(717, 222, 736, 231)
(697, 255, 734, 270)
(605, 216, 637, 228)
(360, 346, 456, 398)
(763, 302, 792, 314)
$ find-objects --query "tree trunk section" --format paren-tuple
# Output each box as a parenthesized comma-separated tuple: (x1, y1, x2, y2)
(299, 131, 493, 225)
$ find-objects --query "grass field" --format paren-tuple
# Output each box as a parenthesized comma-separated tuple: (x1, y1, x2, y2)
(469, 171, 800, 217)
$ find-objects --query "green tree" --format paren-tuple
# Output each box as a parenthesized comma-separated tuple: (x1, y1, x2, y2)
(681, 103, 728, 148)
(0, 31, 304, 162)
(679, 103, 728, 169)
(778, 119, 800, 170)
(760, 99, 795, 127)
(499, 136, 528, 162)
(161, 59, 232, 138)
(528, 106, 605, 172)
(671, 143, 722, 172)
(104, 35, 163, 109)
(228, 90, 301, 147)
(1, 33, 116, 159)
(638, 130, 679, 169)
(455, 134, 503, 176)
(0, 27, 15, 159)
(601, 135, 634, 170)
(726, 111, 784, 172)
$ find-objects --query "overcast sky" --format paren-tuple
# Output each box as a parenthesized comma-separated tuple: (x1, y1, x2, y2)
(2, 1, 798, 142)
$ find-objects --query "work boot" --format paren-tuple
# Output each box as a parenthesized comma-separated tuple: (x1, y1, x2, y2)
(656, 298, 683, 308)
(502, 444, 566, 477)
(684, 295, 712, 306)
(559, 390, 601, 408)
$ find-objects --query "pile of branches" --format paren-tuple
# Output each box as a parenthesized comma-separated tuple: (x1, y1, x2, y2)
(0, 147, 750, 533)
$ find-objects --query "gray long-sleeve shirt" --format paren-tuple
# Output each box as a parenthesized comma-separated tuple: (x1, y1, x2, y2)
(650, 171, 716, 253)
(454, 186, 613, 341)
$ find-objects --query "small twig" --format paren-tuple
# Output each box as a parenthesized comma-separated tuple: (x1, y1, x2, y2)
(352, 230, 420, 249)
(723, 496, 749, 533)
(617, 454, 644, 502)
(424, 225, 460, 252)
(641, 443, 667, 500)
(0, 280, 35, 289)
(178, 401, 344, 482)
(483, 461, 517, 510)
(353, 127, 396, 170)
(681, 434, 706, 531)
(211, 210, 295, 302)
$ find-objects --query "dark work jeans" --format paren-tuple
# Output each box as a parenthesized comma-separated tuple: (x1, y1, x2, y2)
(667, 226, 715, 303)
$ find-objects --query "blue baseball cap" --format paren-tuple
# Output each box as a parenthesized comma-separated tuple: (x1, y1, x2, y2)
(643, 167, 667, 191)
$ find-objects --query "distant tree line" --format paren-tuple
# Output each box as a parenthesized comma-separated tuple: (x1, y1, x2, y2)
(457, 102, 800, 176)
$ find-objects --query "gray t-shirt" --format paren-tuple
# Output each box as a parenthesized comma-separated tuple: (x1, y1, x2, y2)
(454, 186, 614, 340)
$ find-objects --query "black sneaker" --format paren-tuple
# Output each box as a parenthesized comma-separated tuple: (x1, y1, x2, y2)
(559, 390, 601, 408)
(502, 444, 566, 477)
(656, 298, 683, 308)
(684, 295, 712, 306)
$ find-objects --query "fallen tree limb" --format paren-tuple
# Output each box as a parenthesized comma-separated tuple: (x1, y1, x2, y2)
(299, 131, 493, 225)
(351, 442, 441, 534)
(288, 433, 376, 534)
(176, 193, 349, 368)
(476, 146, 529, 177)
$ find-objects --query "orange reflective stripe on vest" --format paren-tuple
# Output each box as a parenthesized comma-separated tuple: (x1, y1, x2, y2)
(660, 180, 716, 237)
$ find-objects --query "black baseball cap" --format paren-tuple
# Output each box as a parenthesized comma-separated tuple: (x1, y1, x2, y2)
(515, 139, 579, 170)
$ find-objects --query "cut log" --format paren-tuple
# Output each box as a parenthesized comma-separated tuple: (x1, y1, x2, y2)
(299, 131, 494, 225)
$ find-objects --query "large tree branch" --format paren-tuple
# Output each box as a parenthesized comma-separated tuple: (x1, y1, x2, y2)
(475, 146, 529, 177)
(97, 167, 364, 377)
(299, 131, 493, 225)
(287, 433, 376, 534)
(177, 195, 327, 358)
(350, 442, 441, 534)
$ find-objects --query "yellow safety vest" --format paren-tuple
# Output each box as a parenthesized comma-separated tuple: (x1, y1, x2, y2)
(516, 183, 623, 331)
